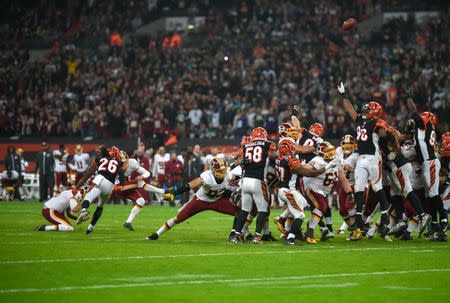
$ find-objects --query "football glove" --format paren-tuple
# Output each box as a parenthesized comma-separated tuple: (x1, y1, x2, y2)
(337, 82, 346, 94)
(163, 193, 175, 201)
(292, 105, 301, 117)
(405, 87, 414, 98)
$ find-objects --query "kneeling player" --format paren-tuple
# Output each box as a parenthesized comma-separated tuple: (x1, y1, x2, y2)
(146, 156, 239, 240)
(35, 187, 86, 231)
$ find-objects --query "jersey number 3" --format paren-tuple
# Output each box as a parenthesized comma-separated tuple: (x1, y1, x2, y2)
(98, 158, 118, 174)
(245, 146, 263, 163)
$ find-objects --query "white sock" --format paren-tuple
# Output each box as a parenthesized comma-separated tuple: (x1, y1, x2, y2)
(87, 224, 94, 231)
(126, 205, 142, 223)
(156, 218, 176, 236)
(45, 225, 56, 231)
(287, 233, 295, 239)
(58, 224, 73, 231)
(285, 218, 292, 232)
(144, 184, 165, 194)
(340, 221, 348, 231)
(280, 209, 290, 219)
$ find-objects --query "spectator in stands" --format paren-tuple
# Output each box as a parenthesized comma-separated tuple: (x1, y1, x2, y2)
(35, 142, 55, 202)
(165, 150, 184, 205)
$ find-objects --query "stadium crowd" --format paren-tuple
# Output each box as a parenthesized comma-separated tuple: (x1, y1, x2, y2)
(0, 0, 449, 144)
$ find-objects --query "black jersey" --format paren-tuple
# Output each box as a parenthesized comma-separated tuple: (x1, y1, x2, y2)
(355, 115, 387, 156)
(94, 156, 124, 184)
(242, 139, 276, 180)
(412, 112, 436, 163)
(297, 128, 318, 163)
(275, 157, 296, 189)
(379, 137, 408, 168)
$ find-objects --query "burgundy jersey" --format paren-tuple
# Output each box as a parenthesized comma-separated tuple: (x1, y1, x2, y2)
(297, 128, 318, 163)
(94, 156, 124, 184)
(411, 112, 436, 163)
(355, 115, 388, 156)
(242, 139, 276, 180)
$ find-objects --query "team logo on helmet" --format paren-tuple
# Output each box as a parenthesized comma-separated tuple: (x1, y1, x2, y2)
(278, 123, 300, 140)
(107, 146, 121, 160)
(362, 101, 382, 119)
(278, 138, 295, 158)
(420, 111, 437, 127)
(240, 136, 252, 147)
(340, 134, 356, 155)
(308, 123, 324, 137)
(317, 141, 336, 162)
(210, 156, 228, 180)
(251, 127, 268, 141)
(442, 132, 450, 158)
(119, 150, 129, 169)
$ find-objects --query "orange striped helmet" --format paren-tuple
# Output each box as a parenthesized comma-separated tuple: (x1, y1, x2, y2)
(442, 132, 450, 158)
(362, 101, 383, 119)
(108, 146, 121, 160)
(421, 111, 438, 127)
(308, 123, 324, 137)
(240, 136, 252, 146)
(278, 138, 295, 157)
(251, 127, 268, 141)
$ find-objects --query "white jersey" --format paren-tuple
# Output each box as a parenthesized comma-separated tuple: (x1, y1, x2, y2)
(336, 147, 344, 163)
(196, 170, 234, 203)
(303, 156, 340, 197)
(123, 159, 151, 179)
(153, 153, 169, 176)
(341, 152, 358, 187)
(72, 153, 90, 173)
(401, 141, 424, 189)
(44, 189, 81, 213)
(53, 150, 68, 173)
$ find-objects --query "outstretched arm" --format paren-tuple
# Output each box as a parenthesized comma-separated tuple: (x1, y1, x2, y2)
(291, 105, 301, 128)
(76, 162, 97, 188)
(337, 82, 357, 121)
(293, 163, 325, 177)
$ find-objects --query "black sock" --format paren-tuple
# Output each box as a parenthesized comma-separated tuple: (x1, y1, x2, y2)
(354, 191, 364, 213)
(82, 200, 90, 209)
(233, 210, 248, 234)
(430, 196, 448, 230)
(327, 224, 333, 232)
(306, 227, 314, 237)
(391, 195, 404, 221)
(291, 218, 303, 238)
(255, 212, 268, 235)
(90, 206, 103, 226)
(375, 189, 390, 212)
(318, 220, 326, 228)
(406, 191, 425, 215)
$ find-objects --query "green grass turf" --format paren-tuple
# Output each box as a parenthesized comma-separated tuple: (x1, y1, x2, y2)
(0, 201, 449, 303)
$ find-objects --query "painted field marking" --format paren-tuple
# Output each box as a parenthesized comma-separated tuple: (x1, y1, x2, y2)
(411, 250, 434, 253)
(382, 286, 433, 290)
(112, 274, 224, 282)
(253, 282, 359, 288)
(0, 246, 448, 265)
(0, 268, 448, 294)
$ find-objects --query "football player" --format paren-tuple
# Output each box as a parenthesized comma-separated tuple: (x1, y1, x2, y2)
(70, 145, 90, 185)
(406, 89, 447, 241)
(53, 145, 69, 192)
(276, 138, 327, 245)
(303, 142, 340, 243)
(338, 82, 392, 241)
(35, 187, 87, 232)
(336, 135, 358, 233)
(146, 157, 240, 240)
(76, 146, 125, 234)
(441, 132, 450, 211)
(114, 150, 171, 231)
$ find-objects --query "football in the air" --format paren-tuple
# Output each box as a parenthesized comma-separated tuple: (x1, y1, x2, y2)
(342, 18, 357, 31)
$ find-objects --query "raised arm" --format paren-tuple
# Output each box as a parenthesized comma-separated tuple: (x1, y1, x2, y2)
(337, 82, 357, 121)
(291, 105, 301, 128)
(405, 88, 417, 113)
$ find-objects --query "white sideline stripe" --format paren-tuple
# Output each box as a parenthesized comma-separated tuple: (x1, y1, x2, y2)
(253, 282, 359, 289)
(112, 274, 223, 282)
(411, 250, 434, 253)
(382, 286, 433, 291)
(0, 246, 448, 265)
(0, 269, 447, 294)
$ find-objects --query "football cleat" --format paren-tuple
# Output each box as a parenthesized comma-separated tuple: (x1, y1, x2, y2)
(85, 226, 94, 235)
(77, 209, 89, 225)
(423, 224, 439, 238)
(388, 221, 407, 236)
(335, 228, 345, 235)
(230, 234, 244, 243)
(227, 231, 236, 241)
(320, 229, 334, 241)
(284, 238, 295, 245)
(418, 214, 431, 237)
(34, 224, 46, 231)
(350, 228, 363, 241)
(245, 233, 254, 241)
(274, 217, 287, 234)
(123, 222, 135, 231)
(427, 231, 448, 242)
(400, 232, 413, 241)
(146, 233, 159, 240)
(306, 236, 317, 244)
(261, 232, 277, 242)
(252, 235, 263, 244)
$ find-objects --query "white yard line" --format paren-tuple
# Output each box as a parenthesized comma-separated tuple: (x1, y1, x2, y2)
(112, 274, 224, 282)
(0, 246, 448, 265)
(0, 269, 448, 294)
(252, 282, 359, 288)
(382, 286, 433, 290)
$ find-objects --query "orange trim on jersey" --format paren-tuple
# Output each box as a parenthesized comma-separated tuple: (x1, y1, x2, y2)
(373, 160, 382, 184)
(429, 161, 436, 189)
(285, 191, 302, 211)
(261, 182, 269, 202)
(396, 169, 405, 193)
(375, 119, 388, 130)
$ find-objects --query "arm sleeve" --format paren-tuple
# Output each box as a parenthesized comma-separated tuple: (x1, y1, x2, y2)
(69, 198, 78, 210)
(136, 166, 151, 179)
(411, 112, 424, 129)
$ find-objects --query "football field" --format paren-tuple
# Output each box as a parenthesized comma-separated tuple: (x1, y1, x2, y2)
(1, 202, 449, 303)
